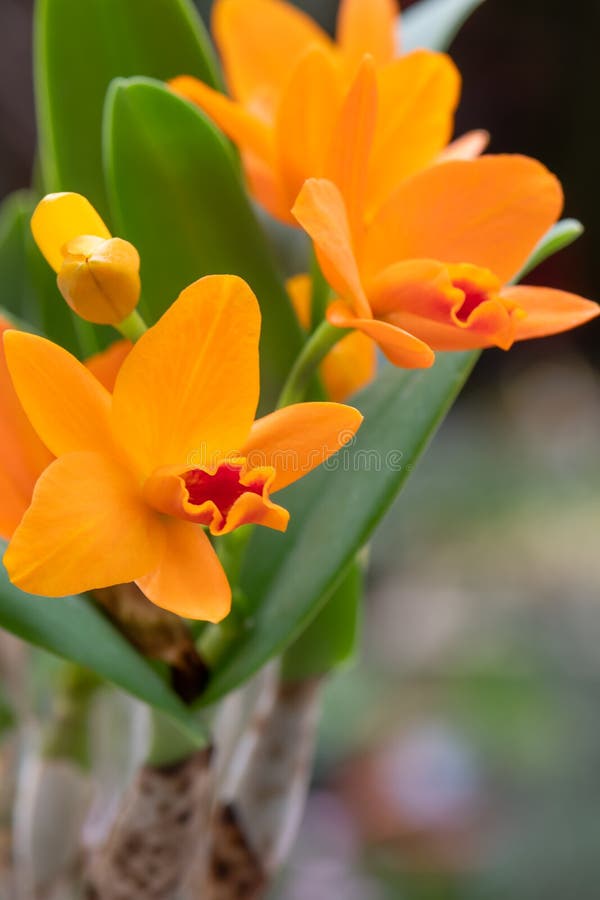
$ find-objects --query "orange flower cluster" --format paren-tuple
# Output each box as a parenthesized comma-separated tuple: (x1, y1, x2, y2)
(173, 0, 597, 378)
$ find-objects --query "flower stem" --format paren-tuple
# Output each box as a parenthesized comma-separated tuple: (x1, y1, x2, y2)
(277, 320, 349, 408)
(116, 308, 147, 343)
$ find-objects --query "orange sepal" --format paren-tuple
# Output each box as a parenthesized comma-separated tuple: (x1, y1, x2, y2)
(213, 0, 331, 114)
(502, 285, 600, 341)
(3, 330, 113, 458)
(0, 320, 53, 537)
(137, 518, 231, 622)
(169, 76, 273, 163)
(4, 451, 164, 597)
(336, 0, 397, 70)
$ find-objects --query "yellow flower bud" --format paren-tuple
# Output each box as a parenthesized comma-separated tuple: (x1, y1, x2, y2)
(57, 235, 141, 325)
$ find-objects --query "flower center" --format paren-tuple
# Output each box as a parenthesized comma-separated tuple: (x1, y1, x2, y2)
(183, 464, 266, 518)
(452, 279, 490, 322)
(143, 458, 289, 537)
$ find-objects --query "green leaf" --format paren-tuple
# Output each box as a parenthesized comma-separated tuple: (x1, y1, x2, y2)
(512, 219, 584, 283)
(0, 191, 38, 322)
(401, 0, 487, 52)
(281, 558, 363, 682)
(202, 351, 479, 703)
(104, 77, 303, 408)
(0, 560, 205, 743)
(35, 0, 219, 220)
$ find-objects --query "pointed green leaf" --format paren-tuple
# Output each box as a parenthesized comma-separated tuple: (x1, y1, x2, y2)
(0, 560, 205, 743)
(512, 219, 584, 283)
(35, 0, 219, 220)
(401, 0, 487, 52)
(103, 77, 302, 408)
(0, 191, 39, 322)
(202, 351, 479, 703)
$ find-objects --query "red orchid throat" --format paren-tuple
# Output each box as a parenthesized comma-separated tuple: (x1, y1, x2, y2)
(143, 458, 289, 536)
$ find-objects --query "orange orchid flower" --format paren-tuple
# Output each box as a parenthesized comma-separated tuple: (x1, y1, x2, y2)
(3, 276, 362, 622)
(170, 0, 474, 224)
(32, 192, 141, 325)
(287, 274, 376, 401)
(0, 317, 131, 541)
(293, 156, 599, 367)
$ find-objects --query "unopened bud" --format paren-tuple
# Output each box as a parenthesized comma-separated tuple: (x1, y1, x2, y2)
(57, 236, 141, 325)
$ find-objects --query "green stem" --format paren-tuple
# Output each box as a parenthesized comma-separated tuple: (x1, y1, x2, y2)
(116, 309, 148, 342)
(277, 320, 349, 408)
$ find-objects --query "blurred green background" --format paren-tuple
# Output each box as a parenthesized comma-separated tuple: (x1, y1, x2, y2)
(1, 1, 599, 897)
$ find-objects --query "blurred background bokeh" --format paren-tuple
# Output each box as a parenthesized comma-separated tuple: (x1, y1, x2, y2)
(1, 1, 599, 897)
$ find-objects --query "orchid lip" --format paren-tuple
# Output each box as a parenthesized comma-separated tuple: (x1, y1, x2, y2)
(143, 458, 289, 537)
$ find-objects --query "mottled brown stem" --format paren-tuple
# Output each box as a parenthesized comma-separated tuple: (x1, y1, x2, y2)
(84, 748, 213, 900)
(93, 584, 208, 703)
(200, 677, 323, 899)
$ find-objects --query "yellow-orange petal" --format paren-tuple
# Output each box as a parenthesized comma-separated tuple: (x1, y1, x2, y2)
(137, 518, 231, 622)
(31, 193, 111, 273)
(437, 129, 490, 162)
(0, 320, 53, 528)
(111, 275, 261, 478)
(58, 236, 141, 325)
(501, 285, 600, 341)
(4, 451, 163, 597)
(326, 55, 378, 244)
(292, 178, 371, 317)
(336, 0, 397, 70)
(368, 51, 461, 215)
(276, 47, 343, 211)
(213, 0, 331, 115)
(169, 76, 274, 163)
(328, 299, 435, 368)
(3, 331, 113, 458)
(365, 156, 564, 285)
(321, 330, 377, 401)
(242, 401, 363, 492)
(85, 340, 132, 393)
